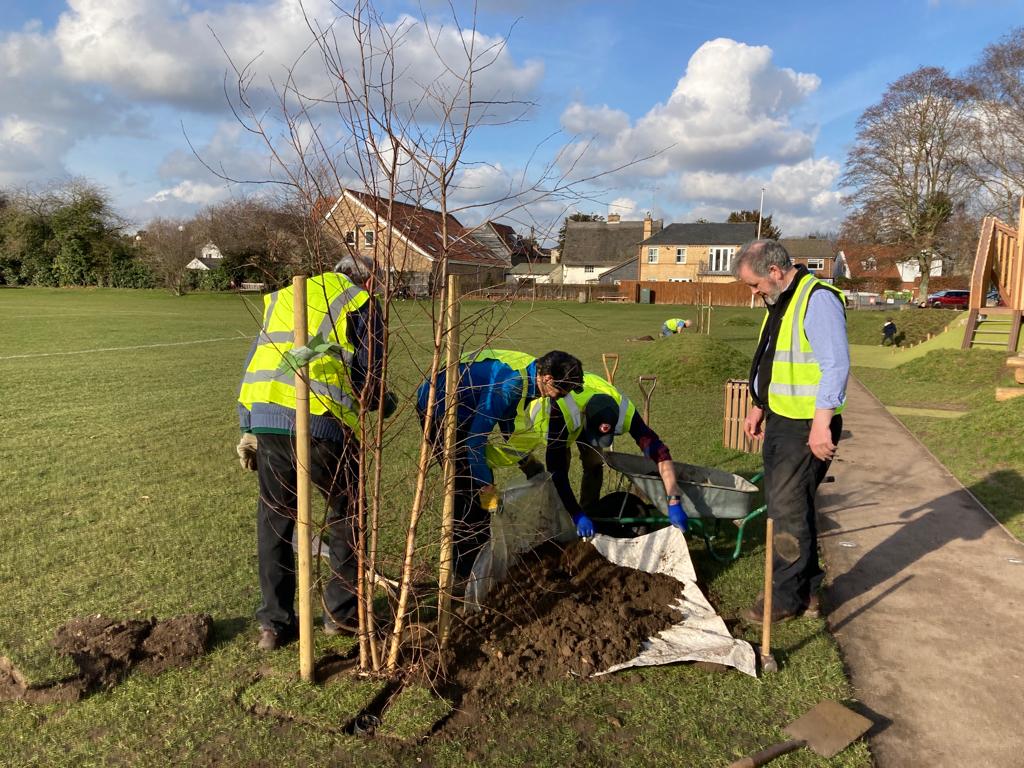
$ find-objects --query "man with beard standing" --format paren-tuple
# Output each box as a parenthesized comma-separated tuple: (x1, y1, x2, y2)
(732, 240, 849, 623)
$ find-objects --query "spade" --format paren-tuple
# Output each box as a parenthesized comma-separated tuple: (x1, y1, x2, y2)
(726, 700, 872, 767)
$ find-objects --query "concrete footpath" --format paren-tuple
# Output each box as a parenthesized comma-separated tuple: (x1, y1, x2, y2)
(817, 377, 1024, 766)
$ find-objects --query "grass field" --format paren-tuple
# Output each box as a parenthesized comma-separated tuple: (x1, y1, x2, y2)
(0, 287, 879, 767)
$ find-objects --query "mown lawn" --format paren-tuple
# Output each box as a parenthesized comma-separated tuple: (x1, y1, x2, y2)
(0, 288, 873, 767)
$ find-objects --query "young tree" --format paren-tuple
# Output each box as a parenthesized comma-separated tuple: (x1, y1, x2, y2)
(727, 209, 781, 240)
(140, 218, 201, 295)
(213, 0, 649, 675)
(841, 67, 976, 300)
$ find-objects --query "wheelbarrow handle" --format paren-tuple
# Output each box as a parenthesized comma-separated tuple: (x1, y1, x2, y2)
(591, 516, 671, 524)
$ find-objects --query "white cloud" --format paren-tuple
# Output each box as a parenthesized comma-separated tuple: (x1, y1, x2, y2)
(53, 1, 543, 119)
(146, 180, 230, 205)
(561, 38, 819, 179)
(0, 23, 143, 185)
(672, 157, 843, 235)
(561, 103, 631, 138)
(608, 196, 640, 219)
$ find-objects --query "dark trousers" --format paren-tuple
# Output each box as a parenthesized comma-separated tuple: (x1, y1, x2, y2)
(577, 441, 605, 510)
(255, 432, 359, 634)
(451, 442, 489, 579)
(762, 412, 842, 615)
(420, 410, 489, 580)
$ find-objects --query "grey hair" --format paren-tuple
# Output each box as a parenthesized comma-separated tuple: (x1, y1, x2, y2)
(334, 253, 375, 281)
(731, 239, 791, 278)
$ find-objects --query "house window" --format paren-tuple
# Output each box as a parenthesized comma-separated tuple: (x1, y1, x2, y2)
(675, 247, 687, 264)
(647, 247, 658, 264)
(364, 230, 375, 247)
(345, 230, 355, 246)
(708, 247, 735, 273)
(584, 265, 595, 274)
(806, 258, 824, 271)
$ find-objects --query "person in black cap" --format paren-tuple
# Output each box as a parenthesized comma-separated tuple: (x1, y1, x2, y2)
(577, 394, 687, 532)
(520, 373, 687, 534)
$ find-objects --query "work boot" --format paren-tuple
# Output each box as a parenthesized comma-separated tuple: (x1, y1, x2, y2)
(802, 592, 821, 618)
(740, 597, 801, 625)
(257, 628, 282, 651)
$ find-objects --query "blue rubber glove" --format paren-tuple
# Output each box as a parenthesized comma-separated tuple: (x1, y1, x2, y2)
(575, 514, 595, 539)
(667, 497, 688, 532)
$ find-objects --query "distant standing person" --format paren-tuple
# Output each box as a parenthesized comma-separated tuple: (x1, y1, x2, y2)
(732, 240, 850, 623)
(881, 318, 897, 346)
(661, 318, 691, 336)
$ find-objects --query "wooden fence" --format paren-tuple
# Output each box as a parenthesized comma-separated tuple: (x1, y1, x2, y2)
(618, 280, 752, 306)
(460, 282, 622, 302)
(723, 380, 762, 454)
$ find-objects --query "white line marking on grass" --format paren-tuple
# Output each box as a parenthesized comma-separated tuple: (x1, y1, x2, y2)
(0, 335, 254, 360)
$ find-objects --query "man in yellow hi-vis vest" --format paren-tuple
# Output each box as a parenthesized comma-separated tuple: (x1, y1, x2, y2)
(733, 240, 849, 625)
(236, 260, 390, 651)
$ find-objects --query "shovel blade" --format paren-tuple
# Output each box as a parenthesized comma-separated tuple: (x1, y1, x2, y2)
(783, 700, 872, 758)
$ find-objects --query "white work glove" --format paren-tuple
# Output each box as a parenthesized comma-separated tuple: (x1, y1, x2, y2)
(236, 433, 258, 471)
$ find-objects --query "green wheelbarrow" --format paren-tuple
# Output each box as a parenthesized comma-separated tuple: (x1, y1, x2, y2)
(591, 451, 766, 562)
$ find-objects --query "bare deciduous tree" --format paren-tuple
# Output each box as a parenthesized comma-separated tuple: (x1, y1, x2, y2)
(841, 67, 976, 300)
(965, 26, 1024, 220)
(141, 218, 202, 295)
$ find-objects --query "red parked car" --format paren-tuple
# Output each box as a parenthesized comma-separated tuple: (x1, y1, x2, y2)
(921, 289, 970, 309)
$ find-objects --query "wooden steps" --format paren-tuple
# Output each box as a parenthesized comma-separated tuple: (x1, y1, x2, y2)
(962, 309, 1022, 350)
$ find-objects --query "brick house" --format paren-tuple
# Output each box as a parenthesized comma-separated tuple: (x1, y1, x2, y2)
(638, 222, 756, 283)
(779, 237, 841, 281)
(322, 189, 508, 295)
(561, 213, 662, 284)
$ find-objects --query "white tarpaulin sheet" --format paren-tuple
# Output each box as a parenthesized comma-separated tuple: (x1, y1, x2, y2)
(592, 527, 757, 677)
(468, 474, 757, 678)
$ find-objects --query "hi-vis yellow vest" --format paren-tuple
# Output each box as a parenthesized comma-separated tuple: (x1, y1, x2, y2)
(238, 273, 369, 430)
(664, 318, 687, 333)
(460, 348, 535, 412)
(758, 272, 846, 419)
(485, 372, 633, 467)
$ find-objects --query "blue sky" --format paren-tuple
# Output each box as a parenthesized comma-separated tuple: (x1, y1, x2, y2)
(2, 0, 1021, 239)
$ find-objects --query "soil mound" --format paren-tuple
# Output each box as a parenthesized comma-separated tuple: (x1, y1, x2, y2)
(0, 613, 211, 704)
(434, 540, 681, 726)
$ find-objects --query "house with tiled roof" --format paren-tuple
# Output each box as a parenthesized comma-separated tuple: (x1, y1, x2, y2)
(561, 213, 662, 284)
(322, 189, 508, 295)
(779, 237, 842, 281)
(470, 221, 546, 267)
(638, 222, 755, 283)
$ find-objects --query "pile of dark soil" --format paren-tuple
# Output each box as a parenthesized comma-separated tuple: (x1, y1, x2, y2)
(0, 613, 211, 704)
(431, 540, 681, 727)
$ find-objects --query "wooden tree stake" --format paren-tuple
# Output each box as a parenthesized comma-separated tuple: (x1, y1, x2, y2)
(293, 276, 315, 682)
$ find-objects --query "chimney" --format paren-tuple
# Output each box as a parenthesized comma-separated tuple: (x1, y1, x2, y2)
(551, 248, 560, 264)
(643, 212, 653, 241)
(607, 213, 621, 223)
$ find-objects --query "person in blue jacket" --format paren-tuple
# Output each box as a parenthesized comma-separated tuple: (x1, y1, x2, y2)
(416, 349, 585, 579)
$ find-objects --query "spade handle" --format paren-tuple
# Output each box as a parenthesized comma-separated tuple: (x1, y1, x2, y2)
(726, 739, 806, 768)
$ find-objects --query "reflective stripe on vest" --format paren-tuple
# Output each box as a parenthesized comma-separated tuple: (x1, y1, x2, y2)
(238, 272, 368, 430)
(764, 272, 846, 419)
(514, 372, 633, 459)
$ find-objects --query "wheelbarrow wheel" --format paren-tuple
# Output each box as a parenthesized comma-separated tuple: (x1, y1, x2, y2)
(590, 491, 668, 538)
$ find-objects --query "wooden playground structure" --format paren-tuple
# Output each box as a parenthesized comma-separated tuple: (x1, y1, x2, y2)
(962, 198, 1024, 351)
